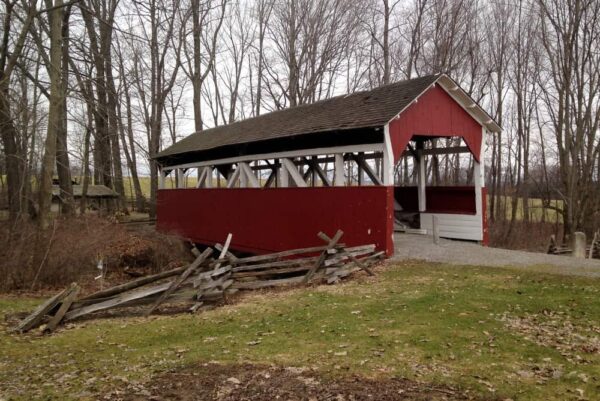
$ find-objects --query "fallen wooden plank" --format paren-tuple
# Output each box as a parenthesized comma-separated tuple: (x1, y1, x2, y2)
(215, 243, 238, 262)
(79, 263, 201, 302)
(232, 265, 312, 278)
(345, 253, 374, 276)
(324, 248, 377, 267)
(304, 230, 344, 283)
(194, 265, 232, 286)
(12, 287, 72, 333)
(44, 284, 81, 333)
(326, 244, 375, 255)
(145, 248, 213, 316)
(65, 282, 173, 322)
(232, 275, 306, 290)
(231, 246, 330, 265)
(232, 257, 318, 273)
(197, 273, 232, 291)
(213, 234, 232, 271)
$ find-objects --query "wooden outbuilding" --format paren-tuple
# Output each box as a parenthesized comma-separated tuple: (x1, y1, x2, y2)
(154, 74, 501, 256)
(51, 184, 118, 212)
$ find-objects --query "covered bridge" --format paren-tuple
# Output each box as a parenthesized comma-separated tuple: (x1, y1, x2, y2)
(154, 74, 501, 256)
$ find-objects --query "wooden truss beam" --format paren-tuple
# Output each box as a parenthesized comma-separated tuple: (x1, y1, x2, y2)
(353, 153, 382, 186)
(281, 158, 307, 187)
(226, 167, 241, 188)
(239, 162, 260, 188)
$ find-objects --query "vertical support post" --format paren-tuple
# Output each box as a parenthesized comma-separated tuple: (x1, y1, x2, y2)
(382, 125, 395, 186)
(357, 152, 364, 186)
(279, 158, 289, 187)
(158, 167, 165, 189)
(473, 127, 488, 244)
(240, 164, 248, 188)
(334, 153, 345, 186)
(417, 141, 426, 212)
(205, 167, 213, 188)
(474, 128, 486, 232)
(177, 169, 184, 189)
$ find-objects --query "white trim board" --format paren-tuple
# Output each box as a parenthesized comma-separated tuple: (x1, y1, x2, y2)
(420, 212, 483, 241)
(163, 143, 385, 171)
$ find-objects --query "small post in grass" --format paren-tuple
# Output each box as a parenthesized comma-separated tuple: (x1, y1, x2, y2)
(432, 216, 440, 245)
(572, 232, 586, 259)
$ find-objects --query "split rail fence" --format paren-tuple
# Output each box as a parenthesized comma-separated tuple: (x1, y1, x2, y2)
(12, 230, 384, 334)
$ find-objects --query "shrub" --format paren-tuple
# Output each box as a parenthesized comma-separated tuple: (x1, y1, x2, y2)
(0, 216, 191, 292)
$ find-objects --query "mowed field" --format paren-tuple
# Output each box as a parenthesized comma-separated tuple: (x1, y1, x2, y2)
(1, 261, 598, 400)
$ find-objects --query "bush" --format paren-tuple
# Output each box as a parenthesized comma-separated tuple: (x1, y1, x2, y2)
(0, 216, 191, 292)
(489, 220, 563, 252)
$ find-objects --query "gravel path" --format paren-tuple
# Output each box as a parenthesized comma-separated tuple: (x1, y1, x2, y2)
(392, 233, 600, 278)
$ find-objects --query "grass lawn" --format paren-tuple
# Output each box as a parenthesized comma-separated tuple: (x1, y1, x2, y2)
(1, 261, 599, 400)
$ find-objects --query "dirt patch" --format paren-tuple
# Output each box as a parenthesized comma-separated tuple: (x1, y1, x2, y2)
(113, 362, 476, 401)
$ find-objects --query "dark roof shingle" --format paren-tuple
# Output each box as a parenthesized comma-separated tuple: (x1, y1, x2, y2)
(156, 75, 440, 159)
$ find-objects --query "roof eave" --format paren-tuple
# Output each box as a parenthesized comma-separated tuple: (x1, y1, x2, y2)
(436, 74, 502, 133)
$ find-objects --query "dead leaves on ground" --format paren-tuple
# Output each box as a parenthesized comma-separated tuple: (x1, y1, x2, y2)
(498, 310, 600, 363)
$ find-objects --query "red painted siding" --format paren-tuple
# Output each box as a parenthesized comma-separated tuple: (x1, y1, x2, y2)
(388, 85, 483, 162)
(394, 186, 477, 214)
(157, 186, 394, 256)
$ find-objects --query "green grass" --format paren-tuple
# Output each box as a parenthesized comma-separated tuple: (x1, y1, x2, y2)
(1, 261, 599, 400)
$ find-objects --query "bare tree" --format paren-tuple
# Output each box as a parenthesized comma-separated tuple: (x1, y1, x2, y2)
(538, 0, 600, 236)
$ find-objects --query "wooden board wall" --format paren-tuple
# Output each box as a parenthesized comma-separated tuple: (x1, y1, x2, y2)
(157, 186, 394, 256)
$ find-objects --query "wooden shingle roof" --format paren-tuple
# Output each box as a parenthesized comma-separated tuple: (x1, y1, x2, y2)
(156, 74, 501, 164)
(52, 185, 118, 198)
(156, 75, 441, 159)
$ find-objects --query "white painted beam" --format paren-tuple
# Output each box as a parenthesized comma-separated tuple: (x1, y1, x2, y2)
(334, 154, 345, 186)
(158, 168, 166, 189)
(278, 159, 289, 187)
(204, 167, 213, 188)
(281, 158, 308, 187)
(196, 167, 208, 188)
(473, 127, 486, 218)
(226, 167, 241, 188)
(417, 143, 426, 212)
(177, 169, 185, 189)
(382, 125, 394, 186)
(239, 162, 260, 188)
(163, 143, 384, 171)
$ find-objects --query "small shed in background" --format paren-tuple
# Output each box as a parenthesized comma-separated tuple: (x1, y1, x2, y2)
(51, 184, 118, 213)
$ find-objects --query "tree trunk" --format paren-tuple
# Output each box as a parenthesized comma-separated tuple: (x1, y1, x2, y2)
(39, 0, 64, 229)
(0, 82, 27, 224)
(55, 6, 74, 216)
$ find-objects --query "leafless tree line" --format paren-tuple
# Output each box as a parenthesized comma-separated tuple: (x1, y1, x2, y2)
(0, 0, 599, 239)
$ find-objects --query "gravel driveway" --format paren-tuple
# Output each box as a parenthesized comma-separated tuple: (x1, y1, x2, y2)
(392, 233, 600, 278)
